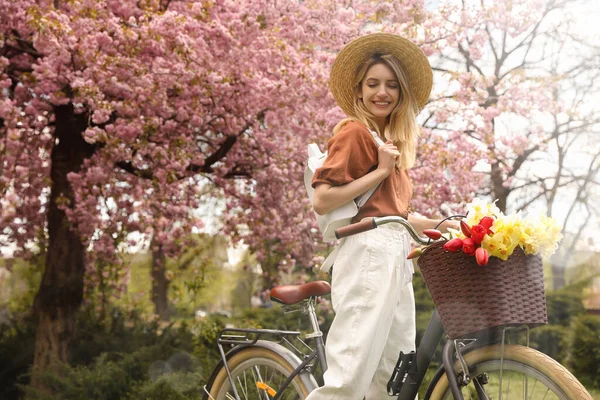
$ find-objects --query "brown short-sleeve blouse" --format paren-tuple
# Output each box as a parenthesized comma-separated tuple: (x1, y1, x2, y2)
(311, 121, 413, 223)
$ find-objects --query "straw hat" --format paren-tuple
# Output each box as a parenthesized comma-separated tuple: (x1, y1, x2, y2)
(330, 33, 433, 116)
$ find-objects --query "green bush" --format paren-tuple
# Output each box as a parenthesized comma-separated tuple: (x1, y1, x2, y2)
(191, 317, 226, 379)
(545, 289, 586, 327)
(23, 345, 204, 400)
(1, 305, 207, 400)
(529, 324, 570, 363)
(70, 307, 194, 367)
(527, 286, 587, 364)
(126, 372, 205, 400)
(568, 314, 600, 389)
(413, 272, 435, 344)
(0, 314, 37, 400)
(19, 308, 223, 400)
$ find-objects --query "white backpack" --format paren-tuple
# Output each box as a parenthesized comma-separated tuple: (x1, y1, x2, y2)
(304, 129, 384, 243)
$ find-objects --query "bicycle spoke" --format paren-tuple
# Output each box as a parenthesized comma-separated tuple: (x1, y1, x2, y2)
(444, 362, 571, 400)
(541, 387, 550, 400)
(524, 369, 529, 399)
(441, 364, 573, 400)
(236, 373, 248, 398)
(212, 350, 309, 400)
(251, 366, 265, 400)
(528, 379, 538, 399)
(238, 373, 245, 398)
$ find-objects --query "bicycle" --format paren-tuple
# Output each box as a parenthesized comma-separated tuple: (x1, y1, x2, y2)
(202, 216, 592, 400)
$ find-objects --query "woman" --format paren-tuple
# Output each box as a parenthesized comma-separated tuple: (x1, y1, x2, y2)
(307, 33, 455, 399)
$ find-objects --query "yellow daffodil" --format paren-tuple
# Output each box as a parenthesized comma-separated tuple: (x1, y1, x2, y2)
(460, 200, 562, 263)
(465, 198, 502, 227)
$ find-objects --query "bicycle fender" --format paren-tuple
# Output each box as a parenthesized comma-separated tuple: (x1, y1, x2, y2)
(202, 339, 319, 399)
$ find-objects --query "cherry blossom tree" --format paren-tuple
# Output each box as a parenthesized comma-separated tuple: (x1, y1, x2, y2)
(0, 0, 484, 380)
(419, 0, 599, 214)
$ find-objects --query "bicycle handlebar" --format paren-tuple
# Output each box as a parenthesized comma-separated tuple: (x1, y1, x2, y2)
(334, 216, 431, 246)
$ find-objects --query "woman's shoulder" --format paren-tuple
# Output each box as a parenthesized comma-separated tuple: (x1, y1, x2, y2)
(333, 119, 371, 140)
(327, 119, 378, 158)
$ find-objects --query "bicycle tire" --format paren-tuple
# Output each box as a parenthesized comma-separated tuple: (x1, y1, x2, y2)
(425, 344, 592, 400)
(209, 346, 311, 400)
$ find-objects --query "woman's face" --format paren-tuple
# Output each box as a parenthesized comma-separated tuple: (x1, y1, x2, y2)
(358, 62, 400, 124)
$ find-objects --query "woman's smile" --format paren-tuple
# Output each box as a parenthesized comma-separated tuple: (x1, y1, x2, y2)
(373, 101, 392, 108)
(359, 63, 400, 129)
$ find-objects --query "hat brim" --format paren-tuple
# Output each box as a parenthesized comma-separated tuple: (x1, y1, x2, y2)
(330, 33, 433, 116)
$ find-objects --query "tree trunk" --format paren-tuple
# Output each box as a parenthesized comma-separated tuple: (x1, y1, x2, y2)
(490, 161, 509, 213)
(550, 262, 566, 291)
(31, 104, 94, 387)
(151, 240, 170, 321)
(260, 240, 282, 290)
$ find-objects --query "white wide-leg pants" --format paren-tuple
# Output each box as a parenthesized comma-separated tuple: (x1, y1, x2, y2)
(307, 224, 416, 400)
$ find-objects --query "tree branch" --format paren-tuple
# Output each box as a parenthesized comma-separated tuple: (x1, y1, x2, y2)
(189, 110, 266, 174)
(115, 161, 154, 179)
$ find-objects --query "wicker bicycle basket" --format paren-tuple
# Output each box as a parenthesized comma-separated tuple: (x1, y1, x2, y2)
(417, 241, 548, 339)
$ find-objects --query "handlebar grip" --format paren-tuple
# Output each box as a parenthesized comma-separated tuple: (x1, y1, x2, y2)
(335, 218, 377, 239)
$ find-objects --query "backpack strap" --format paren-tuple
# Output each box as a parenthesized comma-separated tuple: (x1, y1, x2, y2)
(355, 129, 385, 207)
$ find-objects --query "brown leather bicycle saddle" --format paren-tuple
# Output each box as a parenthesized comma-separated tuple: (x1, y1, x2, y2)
(270, 281, 331, 305)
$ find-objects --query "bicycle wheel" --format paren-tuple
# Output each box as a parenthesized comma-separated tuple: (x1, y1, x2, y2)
(209, 347, 311, 400)
(426, 344, 592, 400)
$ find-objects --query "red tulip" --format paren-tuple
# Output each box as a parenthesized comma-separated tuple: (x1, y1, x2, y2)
(470, 224, 487, 245)
(475, 247, 489, 266)
(443, 238, 464, 252)
(460, 220, 472, 238)
(479, 216, 495, 234)
(462, 237, 477, 256)
(407, 247, 423, 260)
(423, 229, 442, 240)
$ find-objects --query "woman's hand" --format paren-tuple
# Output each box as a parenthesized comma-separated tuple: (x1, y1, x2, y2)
(376, 140, 400, 176)
(408, 214, 460, 235)
(443, 219, 460, 232)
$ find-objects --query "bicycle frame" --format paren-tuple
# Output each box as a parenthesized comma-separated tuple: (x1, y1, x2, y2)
(394, 309, 446, 399)
(213, 298, 327, 400)
(211, 304, 466, 400)
(210, 216, 476, 399)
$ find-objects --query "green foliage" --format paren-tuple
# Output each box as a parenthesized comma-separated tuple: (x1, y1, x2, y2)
(1, 256, 44, 314)
(125, 372, 205, 400)
(69, 307, 194, 367)
(3, 304, 205, 400)
(239, 306, 308, 331)
(191, 317, 226, 377)
(229, 255, 261, 311)
(23, 346, 204, 400)
(568, 314, 600, 389)
(0, 314, 37, 400)
(528, 287, 586, 363)
(413, 271, 435, 344)
(529, 324, 571, 364)
(545, 288, 586, 326)
(105, 233, 231, 320)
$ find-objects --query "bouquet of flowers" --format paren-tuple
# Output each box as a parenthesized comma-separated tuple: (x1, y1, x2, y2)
(414, 199, 563, 266)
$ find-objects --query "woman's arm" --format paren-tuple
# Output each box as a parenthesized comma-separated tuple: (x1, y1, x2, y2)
(313, 141, 400, 215)
(313, 168, 388, 215)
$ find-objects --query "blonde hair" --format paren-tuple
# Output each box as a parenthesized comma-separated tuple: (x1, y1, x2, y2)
(333, 54, 420, 169)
